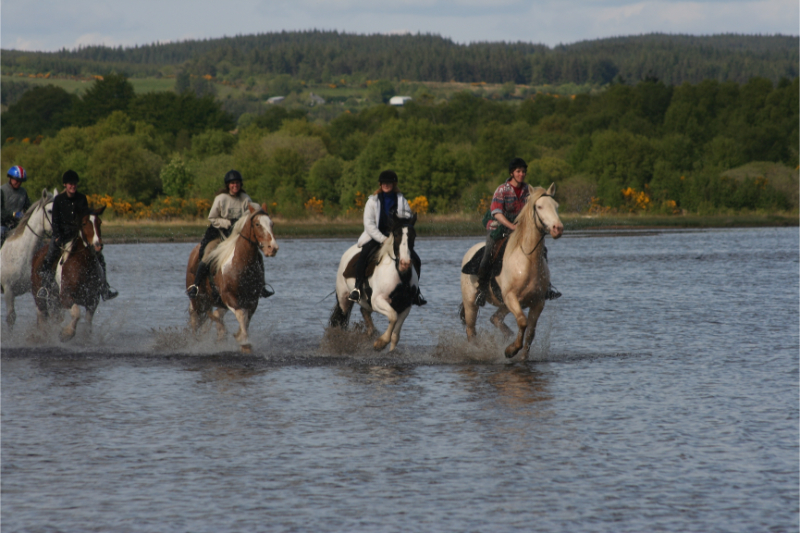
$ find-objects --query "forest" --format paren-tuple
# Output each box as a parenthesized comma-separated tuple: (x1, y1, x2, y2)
(1, 66, 797, 219)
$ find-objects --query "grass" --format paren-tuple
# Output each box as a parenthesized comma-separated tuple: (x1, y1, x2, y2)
(2, 75, 175, 95)
(100, 212, 799, 243)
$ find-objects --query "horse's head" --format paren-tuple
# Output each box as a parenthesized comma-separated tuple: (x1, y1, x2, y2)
(390, 212, 417, 273)
(533, 183, 563, 239)
(248, 203, 278, 257)
(81, 205, 105, 252)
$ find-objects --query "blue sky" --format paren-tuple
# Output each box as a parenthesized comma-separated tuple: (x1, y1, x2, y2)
(2, 0, 798, 51)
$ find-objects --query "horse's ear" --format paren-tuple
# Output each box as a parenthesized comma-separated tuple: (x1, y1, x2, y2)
(409, 212, 417, 226)
(248, 204, 257, 214)
(547, 182, 556, 196)
(52, 188, 59, 196)
(94, 205, 106, 216)
(261, 202, 268, 214)
(41, 188, 49, 201)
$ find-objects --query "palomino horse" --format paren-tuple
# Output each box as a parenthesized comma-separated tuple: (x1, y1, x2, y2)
(185, 204, 278, 353)
(460, 184, 564, 359)
(31, 206, 107, 341)
(329, 213, 419, 351)
(1, 188, 56, 327)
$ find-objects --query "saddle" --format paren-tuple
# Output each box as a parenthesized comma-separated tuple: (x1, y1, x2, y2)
(461, 236, 509, 277)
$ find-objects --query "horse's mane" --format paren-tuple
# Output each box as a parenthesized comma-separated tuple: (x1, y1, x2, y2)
(5, 194, 53, 243)
(205, 211, 254, 271)
(507, 186, 547, 253)
(375, 233, 395, 263)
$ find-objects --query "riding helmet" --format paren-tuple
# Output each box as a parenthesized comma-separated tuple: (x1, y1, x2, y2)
(6, 166, 26, 182)
(378, 170, 398, 184)
(508, 157, 528, 173)
(224, 170, 243, 184)
(62, 170, 80, 184)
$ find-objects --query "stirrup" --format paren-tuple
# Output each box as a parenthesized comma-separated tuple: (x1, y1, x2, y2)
(413, 288, 427, 306)
(36, 286, 51, 299)
(348, 288, 361, 302)
(186, 284, 199, 299)
(545, 285, 562, 301)
(102, 286, 119, 301)
(260, 284, 274, 298)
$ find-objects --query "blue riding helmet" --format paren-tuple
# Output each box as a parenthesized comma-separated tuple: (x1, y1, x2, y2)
(7, 166, 26, 182)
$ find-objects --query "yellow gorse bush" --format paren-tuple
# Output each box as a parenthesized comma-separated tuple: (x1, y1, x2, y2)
(409, 196, 429, 214)
(622, 187, 651, 212)
(304, 197, 324, 215)
(86, 195, 212, 220)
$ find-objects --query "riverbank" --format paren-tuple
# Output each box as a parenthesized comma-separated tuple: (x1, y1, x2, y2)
(100, 213, 798, 244)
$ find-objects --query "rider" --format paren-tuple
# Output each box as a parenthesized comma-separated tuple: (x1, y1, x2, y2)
(348, 169, 426, 305)
(186, 170, 274, 299)
(37, 170, 118, 300)
(475, 157, 561, 307)
(1, 166, 31, 246)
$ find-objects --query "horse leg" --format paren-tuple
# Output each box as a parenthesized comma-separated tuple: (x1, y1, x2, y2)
(211, 308, 228, 342)
(522, 301, 545, 360)
(360, 306, 376, 336)
(371, 297, 397, 351)
(490, 305, 513, 337)
(389, 307, 411, 351)
(503, 293, 527, 359)
(461, 275, 480, 340)
(233, 308, 253, 353)
(4, 290, 16, 328)
(60, 304, 81, 342)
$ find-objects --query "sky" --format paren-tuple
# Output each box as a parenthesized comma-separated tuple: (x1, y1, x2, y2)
(2, 0, 798, 52)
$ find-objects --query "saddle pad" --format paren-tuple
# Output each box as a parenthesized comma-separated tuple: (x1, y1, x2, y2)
(201, 239, 221, 262)
(461, 238, 508, 276)
(342, 250, 378, 279)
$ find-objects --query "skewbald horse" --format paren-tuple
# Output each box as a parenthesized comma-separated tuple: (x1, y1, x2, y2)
(185, 204, 278, 353)
(330, 213, 419, 351)
(460, 183, 564, 360)
(31, 206, 107, 341)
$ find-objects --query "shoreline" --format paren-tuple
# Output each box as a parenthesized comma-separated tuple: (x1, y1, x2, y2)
(100, 213, 799, 244)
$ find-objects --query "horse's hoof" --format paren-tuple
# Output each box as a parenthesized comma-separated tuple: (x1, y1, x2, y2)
(240, 344, 252, 354)
(373, 339, 388, 351)
(59, 329, 75, 342)
(504, 345, 520, 358)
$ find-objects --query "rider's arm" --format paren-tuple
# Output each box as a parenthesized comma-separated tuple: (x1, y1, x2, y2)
(494, 213, 516, 231)
(208, 195, 231, 229)
(363, 196, 386, 243)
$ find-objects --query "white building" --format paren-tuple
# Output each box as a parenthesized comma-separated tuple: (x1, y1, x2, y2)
(389, 96, 413, 106)
(266, 96, 285, 104)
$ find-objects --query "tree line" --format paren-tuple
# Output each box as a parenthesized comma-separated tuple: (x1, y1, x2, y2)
(1, 74, 797, 217)
(2, 32, 797, 86)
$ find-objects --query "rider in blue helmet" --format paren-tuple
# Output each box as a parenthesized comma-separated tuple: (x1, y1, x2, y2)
(1, 166, 32, 246)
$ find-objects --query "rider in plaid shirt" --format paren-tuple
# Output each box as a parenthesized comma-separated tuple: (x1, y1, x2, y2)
(475, 157, 561, 307)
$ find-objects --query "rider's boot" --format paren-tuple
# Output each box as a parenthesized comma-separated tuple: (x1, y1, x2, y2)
(545, 284, 562, 300)
(187, 261, 210, 299)
(97, 254, 118, 301)
(474, 239, 494, 307)
(412, 287, 427, 306)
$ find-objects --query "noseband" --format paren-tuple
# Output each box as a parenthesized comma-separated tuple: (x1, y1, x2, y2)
(238, 211, 272, 249)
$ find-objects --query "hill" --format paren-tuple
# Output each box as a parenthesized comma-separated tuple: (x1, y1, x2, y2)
(2, 32, 797, 86)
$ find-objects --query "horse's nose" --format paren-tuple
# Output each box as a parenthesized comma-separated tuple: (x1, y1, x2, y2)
(263, 240, 278, 257)
(550, 223, 564, 239)
(399, 259, 411, 272)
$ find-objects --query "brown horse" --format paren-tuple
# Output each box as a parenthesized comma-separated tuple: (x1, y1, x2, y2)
(186, 204, 278, 353)
(31, 206, 106, 341)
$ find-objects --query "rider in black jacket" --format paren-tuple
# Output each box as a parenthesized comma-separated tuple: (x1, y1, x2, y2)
(37, 170, 117, 300)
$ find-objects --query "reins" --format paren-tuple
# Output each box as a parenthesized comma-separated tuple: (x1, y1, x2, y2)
(22, 201, 53, 240)
(522, 193, 552, 256)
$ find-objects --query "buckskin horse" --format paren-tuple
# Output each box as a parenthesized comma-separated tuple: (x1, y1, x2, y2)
(329, 213, 420, 352)
(30, 206, 107, 341)
(1, 188, 56, 327)
(185, 204, 278, 353)
(460, 184, 563, 360)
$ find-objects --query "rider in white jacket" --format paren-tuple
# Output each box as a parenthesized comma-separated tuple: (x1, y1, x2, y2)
(349, 170, 425, 305)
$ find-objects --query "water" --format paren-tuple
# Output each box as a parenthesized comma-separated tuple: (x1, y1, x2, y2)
(2, 228, 798, 532)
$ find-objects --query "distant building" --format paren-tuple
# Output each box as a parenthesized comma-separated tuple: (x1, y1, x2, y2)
(309, 93, 325, 105)
(389, 96, 413, 106)
(267, 96, 285, 104)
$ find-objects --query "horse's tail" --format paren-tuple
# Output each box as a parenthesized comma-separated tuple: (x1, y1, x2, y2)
(329, 296, 351, 329)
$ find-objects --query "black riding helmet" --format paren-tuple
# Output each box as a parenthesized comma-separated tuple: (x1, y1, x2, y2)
(62, 170, 80, 184)
(378, 170, 398, 184)
(224, 170, 243, 184)
(508, 157, 528, 173)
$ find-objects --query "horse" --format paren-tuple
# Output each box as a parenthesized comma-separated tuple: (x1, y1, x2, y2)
(185, 204, 278, 353)
(329, 213, 419, 352)
(460, 183, 563, 360)
(30, 206, 107, 341)
(1, 188, 57, 327)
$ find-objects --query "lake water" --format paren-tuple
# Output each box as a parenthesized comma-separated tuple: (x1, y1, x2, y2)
(2, 228, 798, 532)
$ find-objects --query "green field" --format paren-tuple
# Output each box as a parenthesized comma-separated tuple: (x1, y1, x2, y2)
(99, 213, 799, 244)
(2, 75, 175, 95)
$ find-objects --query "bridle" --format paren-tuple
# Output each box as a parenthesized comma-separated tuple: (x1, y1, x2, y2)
(238, 210, 271, 250)
(24, 200, 53, 240)
(523, 193, 554, 256)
